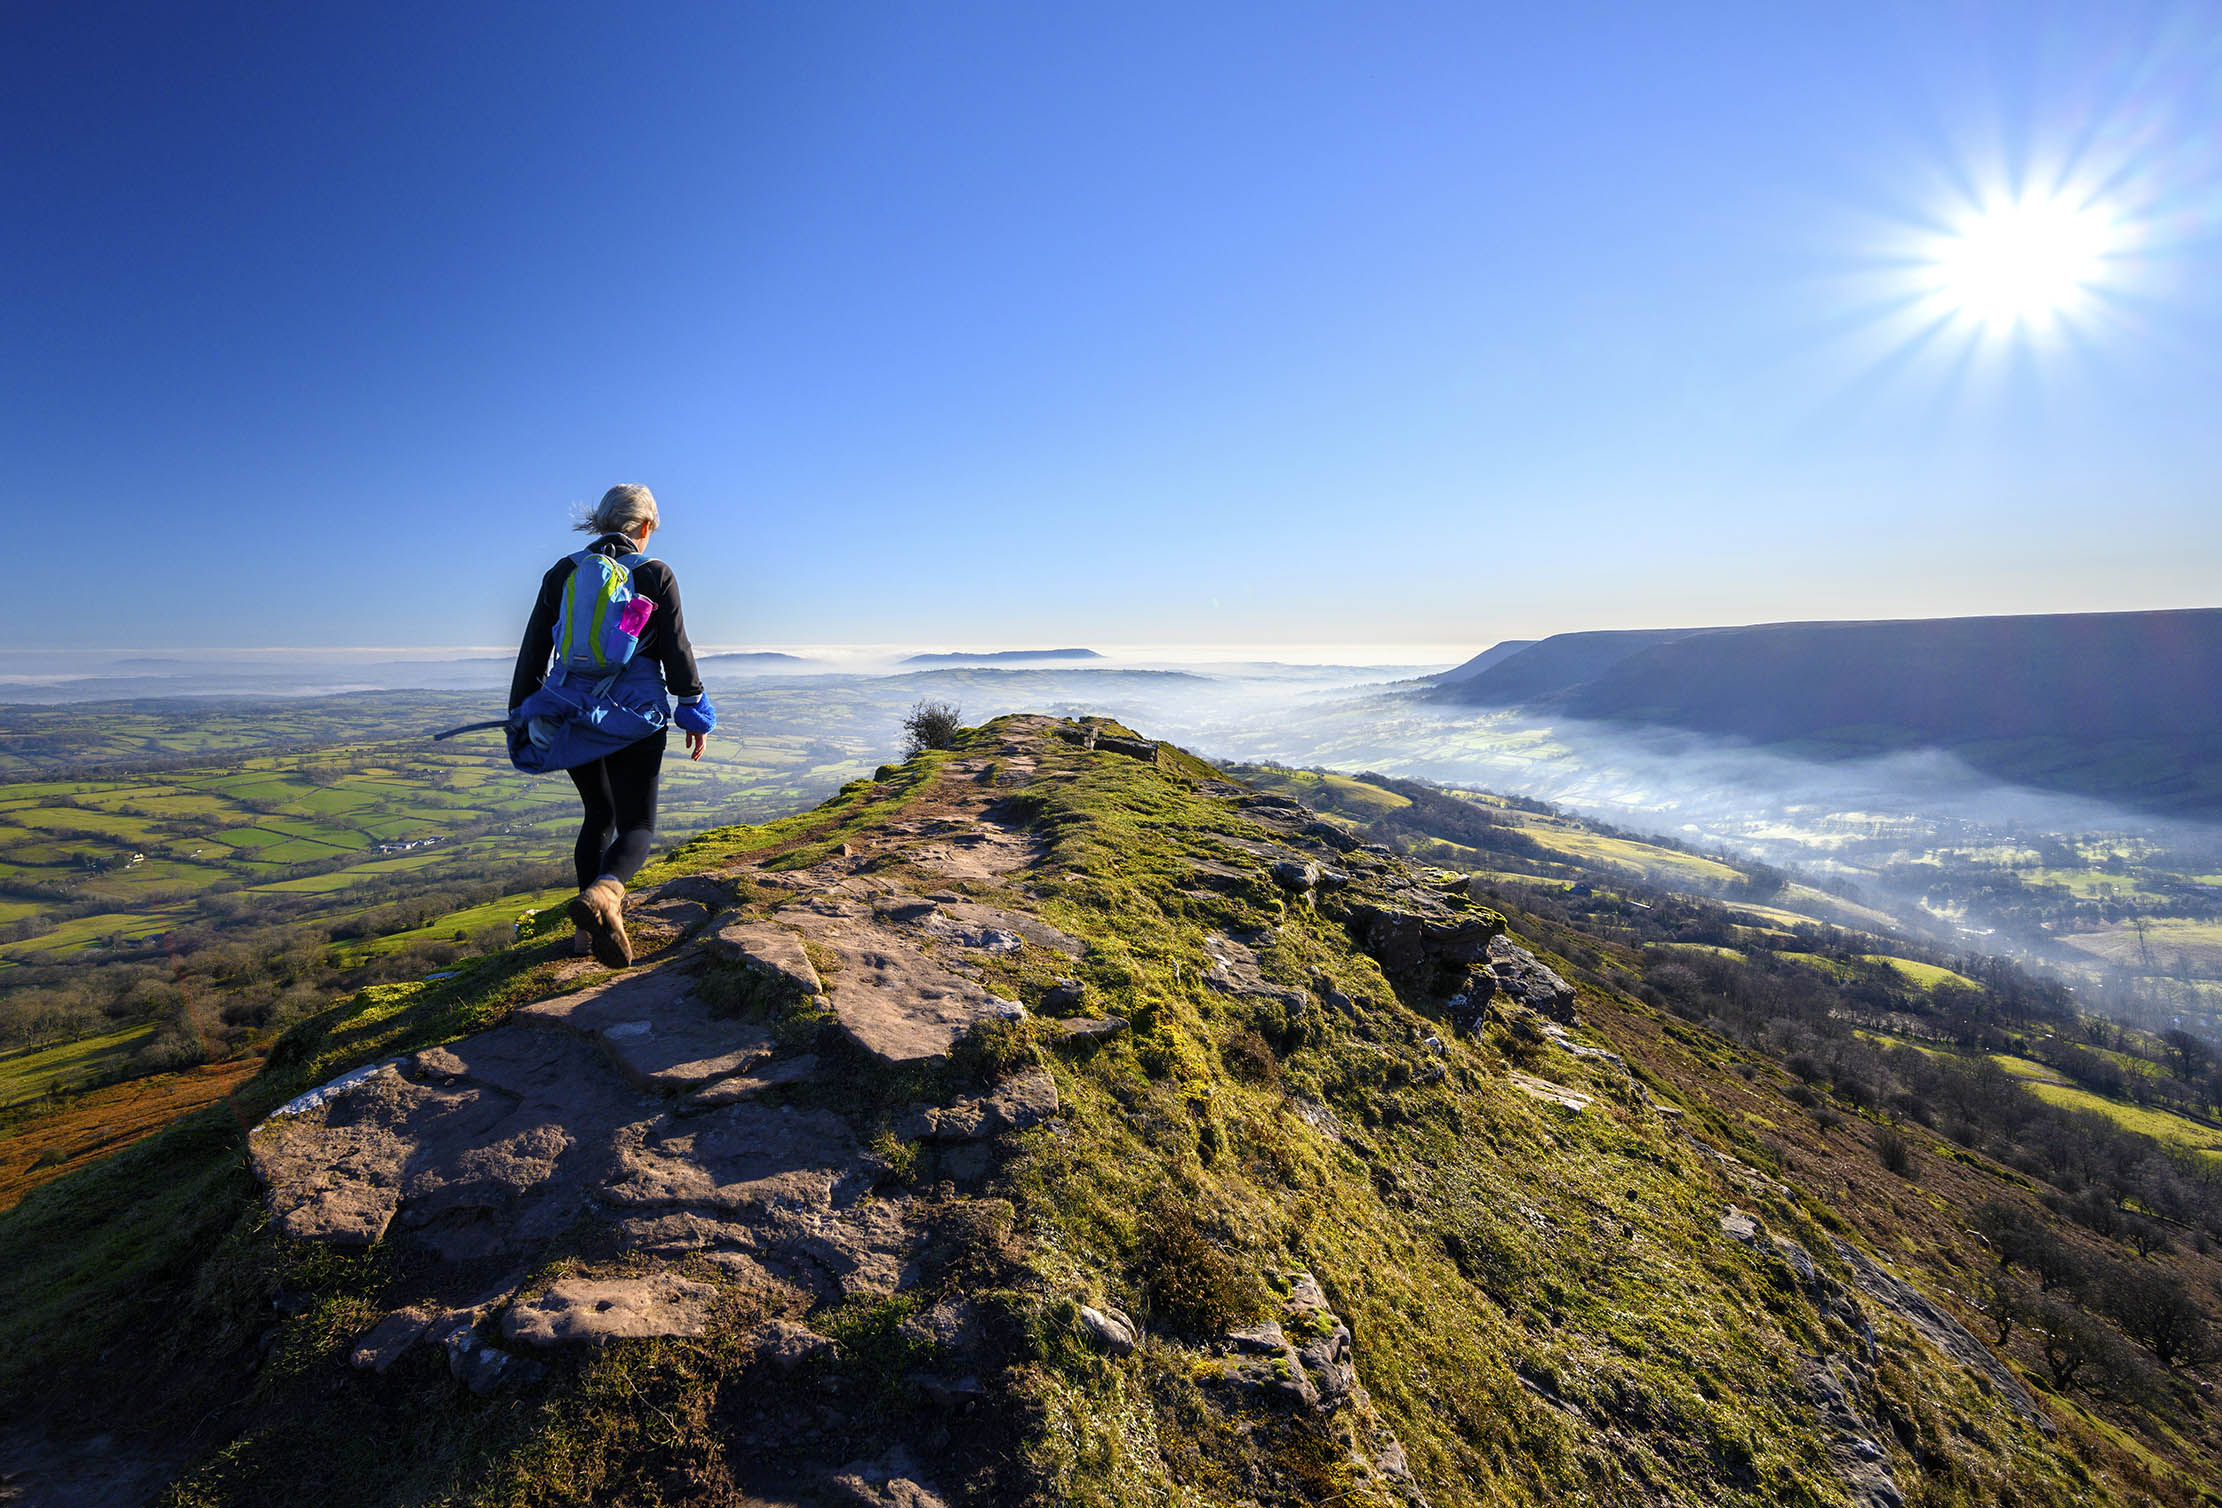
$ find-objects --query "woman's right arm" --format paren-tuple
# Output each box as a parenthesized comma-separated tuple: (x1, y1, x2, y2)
(508, 565, 564, 711)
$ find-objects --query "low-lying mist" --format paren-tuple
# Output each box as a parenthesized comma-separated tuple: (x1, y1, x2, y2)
(11, 650, 2218, 1032)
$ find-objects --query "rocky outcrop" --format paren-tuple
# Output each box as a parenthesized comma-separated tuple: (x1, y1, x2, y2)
(1715, 1204, 2054, 1508)
(1079, 1303, 1139, 1355)
(1352, 907, 1501, 983)
(1061, 720, 1162, 763)
(1211, 1271, 1359, 1412)
(503, 1274, 718, 1346)
(1446, 935, 1579, 1032)
(897, 1069, 1058, 1144)
(1829, 1237, 2050, 1432)
(706, 917, 823, 999)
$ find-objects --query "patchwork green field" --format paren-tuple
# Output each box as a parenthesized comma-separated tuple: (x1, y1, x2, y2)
(0, 686, 930, 1076)
(0, 1025, 156, 1109)
(1863, 954, 1978, 990)
(2058, 917, 2222, 972)
(0, 695, 884, 970)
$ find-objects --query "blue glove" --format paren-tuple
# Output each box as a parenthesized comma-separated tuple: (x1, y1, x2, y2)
(674, 695, 717, 735)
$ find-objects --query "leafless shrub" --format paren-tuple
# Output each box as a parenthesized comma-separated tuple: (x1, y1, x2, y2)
(901, 700, 963, 757)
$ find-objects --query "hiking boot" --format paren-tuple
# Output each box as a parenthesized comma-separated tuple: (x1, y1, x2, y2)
(567, 878, 632, 968)
(570, 927, 592, 957)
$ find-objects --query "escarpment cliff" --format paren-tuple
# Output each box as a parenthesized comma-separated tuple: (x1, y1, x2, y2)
(4, 714, 2215, 1506)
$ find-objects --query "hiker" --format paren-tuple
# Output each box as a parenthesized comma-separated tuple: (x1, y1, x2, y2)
(508, 484, 715, 967)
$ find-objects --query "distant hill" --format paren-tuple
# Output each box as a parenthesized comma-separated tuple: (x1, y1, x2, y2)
(697, 651, 818, 672)
(1435, 609, 2222, 817)
(899, 648, 1103, 666)
(1428, 639, 1537, 685)
(1434, 628, 1691, 701)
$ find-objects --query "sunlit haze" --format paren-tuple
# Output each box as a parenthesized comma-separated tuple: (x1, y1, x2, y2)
(1930, 196, 2118, 329)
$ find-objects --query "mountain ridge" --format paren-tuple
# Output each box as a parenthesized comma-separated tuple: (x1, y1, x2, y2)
(899, 649, 1104, 666)
(2, 714, 2216, 1506)
(1435, 607, 2222, 817)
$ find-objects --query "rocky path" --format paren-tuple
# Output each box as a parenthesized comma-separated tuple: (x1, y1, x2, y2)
(248, 715, 1593, 1503)
(248, 724, 1088, 1503)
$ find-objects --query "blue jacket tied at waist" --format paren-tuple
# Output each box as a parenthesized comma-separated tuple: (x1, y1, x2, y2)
(507, 656, 672, 774)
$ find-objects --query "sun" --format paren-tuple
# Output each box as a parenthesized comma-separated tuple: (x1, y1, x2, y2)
(1928, 195, 2116, 329)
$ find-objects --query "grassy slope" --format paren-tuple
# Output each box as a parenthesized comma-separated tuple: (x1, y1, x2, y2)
(980, 730, 2205, 1506)
(0, 1023, 157, 1105)
(1, 720, 2214, 1506)
(1862, 955, 1979, 991)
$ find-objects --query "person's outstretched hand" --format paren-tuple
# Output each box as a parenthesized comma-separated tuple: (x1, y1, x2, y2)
(686, 730, 708, 761)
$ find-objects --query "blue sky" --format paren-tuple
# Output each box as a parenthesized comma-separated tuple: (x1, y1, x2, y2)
(5, 1, 2218, 654)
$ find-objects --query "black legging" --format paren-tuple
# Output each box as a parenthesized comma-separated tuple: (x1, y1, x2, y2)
(566, 728, 667, 888)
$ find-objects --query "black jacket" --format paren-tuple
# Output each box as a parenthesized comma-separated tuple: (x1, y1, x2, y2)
(509, 533, 704, 711)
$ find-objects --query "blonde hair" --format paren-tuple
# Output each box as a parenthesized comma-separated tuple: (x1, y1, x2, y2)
(575, 484, 659, 537)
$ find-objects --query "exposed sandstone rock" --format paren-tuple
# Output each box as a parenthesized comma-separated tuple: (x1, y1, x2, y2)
(1050, 1015, 1130, 1046)
(1485, 936, 1578, 1021)
(1210, 1271, 1358, 1412)
(706, 918, 823, 997)
(769, 895, 1028, 1064)
(249, 1016, 901, 1301)
(349, 1307, 432, 1373)
(897, 1068, 1058, 1143)
(1305, 819, 1362, 853)
(755, 1317, 836, 1371)
(1829, 1237, 2049, 1431)
(888, 896, 1084, 959)
(514, 968, 775, 1094)
(824, 1450, 948, 1508)
(440, 1321, 535, 1394)
(680, 1053, 821, 1112)
(1349, 902, 1504, 988)
(1201, 930, 1307, 1011)
(1802, 1354, 1905, 1508)
(502, 1274, 718, 1346)
(1507, 1071, 1592, 1112)
(1061, 722, 1160, 763)
(1079, 1304, 1138, 1355)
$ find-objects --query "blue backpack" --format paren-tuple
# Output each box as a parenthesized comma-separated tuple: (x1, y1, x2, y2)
(551, 548, 656, 678)
(506, 549, 673, 773)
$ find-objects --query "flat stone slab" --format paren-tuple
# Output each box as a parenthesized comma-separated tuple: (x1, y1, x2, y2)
(683, 1053, 822, 1112)
(707, 917, 824, 996)
(515, 968, 774, 1093)
(250, 998, 868, 1270)
(775, 898, 1025, 1064)
(1507, 1071, 1591, 1111)
(898, 1068, 1058, 1142)
(349, 1307, 433, 1373)
(899, 822, 1045, 882)
(603, 1102, 862, 1216)
(253, 1030, 648, 1254)
(922, 900, 1083, 958)
(503, 1274, 718, 1346)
